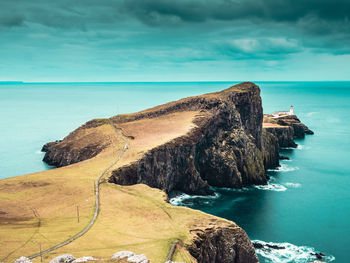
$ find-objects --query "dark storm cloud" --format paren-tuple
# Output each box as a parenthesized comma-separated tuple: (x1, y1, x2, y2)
(1, 0, 349, 28)
(0, 0, 349, 81)
(122, 0, 350, 26)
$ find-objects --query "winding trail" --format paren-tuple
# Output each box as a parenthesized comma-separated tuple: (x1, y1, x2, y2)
(28, 119, 128, 260)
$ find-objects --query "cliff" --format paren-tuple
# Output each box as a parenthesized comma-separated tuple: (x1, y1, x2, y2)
(263, 115, 314, 148)
(187, 225, 258, 263)
(43, 82, 268, 196)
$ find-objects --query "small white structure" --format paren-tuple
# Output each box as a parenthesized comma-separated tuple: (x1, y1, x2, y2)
(272, 106, 294, 118)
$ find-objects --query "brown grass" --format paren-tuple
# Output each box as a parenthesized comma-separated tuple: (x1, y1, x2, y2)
(0, 110, 236, 263)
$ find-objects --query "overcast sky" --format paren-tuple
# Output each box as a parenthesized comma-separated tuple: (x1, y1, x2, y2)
(1, 0, 349, 81)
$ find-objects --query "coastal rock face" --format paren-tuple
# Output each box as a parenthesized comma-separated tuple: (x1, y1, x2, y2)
(276, 115, 314, 137)
(187, 226, 258, 263)
(109, 82, 268, 194)
(42, 120, 111, 167)
(263, 114, 313, 149)
(264, 126, 297, 148)
(262, 130, 280, 170)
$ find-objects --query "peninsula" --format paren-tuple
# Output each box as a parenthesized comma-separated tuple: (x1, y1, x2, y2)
(0, 82, 312, 263)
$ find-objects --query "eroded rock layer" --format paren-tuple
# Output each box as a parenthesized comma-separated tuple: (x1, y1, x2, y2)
(187, 225, 259, 263)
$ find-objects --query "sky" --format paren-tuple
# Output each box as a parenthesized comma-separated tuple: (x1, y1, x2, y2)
(0, 0, 349, 82)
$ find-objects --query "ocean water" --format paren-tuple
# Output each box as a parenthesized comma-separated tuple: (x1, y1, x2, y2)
(1, 82, 349, 262)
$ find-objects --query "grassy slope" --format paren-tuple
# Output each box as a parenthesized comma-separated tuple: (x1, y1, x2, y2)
(0, 110, 237, 263)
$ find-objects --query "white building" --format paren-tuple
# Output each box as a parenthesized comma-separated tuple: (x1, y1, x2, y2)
(272, 106, 294, 118)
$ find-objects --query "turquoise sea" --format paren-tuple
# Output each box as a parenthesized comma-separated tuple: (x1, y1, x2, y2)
(1, 82, 349, 262)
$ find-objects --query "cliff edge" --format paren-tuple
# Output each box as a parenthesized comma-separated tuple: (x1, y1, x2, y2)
(43, 82, 270, 196)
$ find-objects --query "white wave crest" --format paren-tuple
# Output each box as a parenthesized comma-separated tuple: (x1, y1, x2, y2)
(271, 164, 299, 172)
(35, 150, 44, 154)
(253, 240, 335, 263)
(254, 183, 287, 192)
(169, 192, 220, 206)
(297, 145, 311, 150)
(284, 182, 301, 188)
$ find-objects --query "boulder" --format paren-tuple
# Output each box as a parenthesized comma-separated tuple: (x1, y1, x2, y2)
(111, 251, 135, 259)
(127, 254, 149, 263)
(72, 256, 98, 262)
(14, 257, 32, 263)
(49, 254, 75, 263)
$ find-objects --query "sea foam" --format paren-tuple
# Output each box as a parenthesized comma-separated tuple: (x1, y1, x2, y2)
(268, 164, 299, 173)
(169, 192, 220, 206)
(253, 240, 335, 263)
(284, 182, 301, 188)
(254, 183, 287, 192)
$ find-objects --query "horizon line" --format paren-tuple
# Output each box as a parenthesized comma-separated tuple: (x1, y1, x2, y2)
(1, 80, 350, 84)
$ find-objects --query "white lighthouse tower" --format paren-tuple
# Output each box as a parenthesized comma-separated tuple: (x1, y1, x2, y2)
(289, 105, 294, 115)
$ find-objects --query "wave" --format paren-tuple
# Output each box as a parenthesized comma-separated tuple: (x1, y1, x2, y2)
(253, 240, 335, 263)
(169, 192, 220, 206)
(254, 183, 287, 192)
(284, 182, 301, 188)
(296, 145, 312, 150)
(269, 164, 299, 173)
(35, 150, 44, 154)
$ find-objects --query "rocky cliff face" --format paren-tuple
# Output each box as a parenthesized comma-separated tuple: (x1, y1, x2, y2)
(262, 130, 280, 170)
(276, 115, 314, 138)
(109, 83, 268, 195)
(187, 225, 258, 263)
(264, 126, 297, 148)
(263, 115, 314, 149)
(42, 82, 313, 195)
(42, 119, 111, 167)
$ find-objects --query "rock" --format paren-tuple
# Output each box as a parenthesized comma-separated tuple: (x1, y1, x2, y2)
(187, 226, 258, 263)
(276, 115, 314, 138)
(311, 252, 326, 260)
(127, 254, 149, 263)
(72, 256, 98, 262)
(14, 257, 32, 263)
(49, 254, 75, 263)
(262, 130, 280, 170)
(264, 125, 297, 148)
(252, 242, 264, 249)
(111, 251, 135, 259)
(109, 82, 268, 194)
(265, 244, 285, 250)
(279, 155, 290, 160)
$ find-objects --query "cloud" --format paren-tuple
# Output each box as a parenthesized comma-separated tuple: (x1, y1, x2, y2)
(0, 0, 349, 81)
(220, 37, 302, 59)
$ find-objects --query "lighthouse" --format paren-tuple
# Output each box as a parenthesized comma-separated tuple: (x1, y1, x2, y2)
(290, 105, 294, 115)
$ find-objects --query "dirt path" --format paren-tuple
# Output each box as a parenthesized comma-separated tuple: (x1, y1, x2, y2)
(28, 119, 128, 260)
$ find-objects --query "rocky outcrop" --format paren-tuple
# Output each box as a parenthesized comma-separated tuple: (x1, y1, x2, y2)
(263, 114, 313, 149)
(49, 254, 75, 263)
(187, 226, 258, 263)
(14, 257, 32, 263)
(109, 83, 268, 195)
(262, 130, 280, 170)
(42, 122, 110, 167)
(264, 126, 297, 148)
(276, 115, 314, 137)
